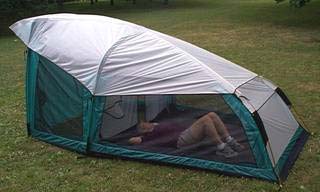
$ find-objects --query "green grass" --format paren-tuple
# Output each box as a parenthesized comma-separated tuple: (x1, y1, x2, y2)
(0, 0, 319, 191)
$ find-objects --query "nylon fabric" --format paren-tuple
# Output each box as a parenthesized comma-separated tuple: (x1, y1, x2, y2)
(274, 127, 304, 175)
(37, 56, 83, 126)
(89, 96, 106, 144)
(32, 128, 87, 153)
(236, 77, 275, 112)
(26, 49, 39, 134)
(145, 95, 173, 121)
(90, 143, 277, 181)
(100, 96, 138, 138)
(222, 95, 273, 169)
(11, 14, 257, 95)
(152, 30, 257, 88)
(34, 54, 91, 141)
(258, 93, 299, 165)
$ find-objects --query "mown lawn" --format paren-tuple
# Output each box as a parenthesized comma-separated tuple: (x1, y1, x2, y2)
(0, 0, 319, 191)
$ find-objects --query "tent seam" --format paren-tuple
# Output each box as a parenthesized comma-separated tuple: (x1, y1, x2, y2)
(234, 75, 259, 91)
(234, 76, 273, 112)
(92, 32, 145, 95)
(148, 31, 237, 93)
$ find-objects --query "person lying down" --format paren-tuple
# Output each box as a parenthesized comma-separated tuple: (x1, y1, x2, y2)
(128, 112, 244, 158)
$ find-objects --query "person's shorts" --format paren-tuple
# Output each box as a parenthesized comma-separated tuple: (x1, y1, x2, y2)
(177, 127, 198, 148)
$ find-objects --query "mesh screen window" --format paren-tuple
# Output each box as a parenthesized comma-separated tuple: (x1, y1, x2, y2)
(34, 57, 84, 141)
(99, 95, 256, 164)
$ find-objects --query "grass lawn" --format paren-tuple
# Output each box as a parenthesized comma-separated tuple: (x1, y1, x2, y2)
(0, 0, 319, 191)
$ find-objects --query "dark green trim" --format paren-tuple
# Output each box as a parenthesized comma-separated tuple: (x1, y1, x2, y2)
(90, 143, 277, 181)
(252, 111, 268, 146)
(26, 49, 39, 135)
(31, 129, 87, 153)
(89, 96, 106, 144)
(222, 95, 273, 169)
(276, 87, 292, 107)
(274, 126, 307, 176)
(83, 92, 93, 152)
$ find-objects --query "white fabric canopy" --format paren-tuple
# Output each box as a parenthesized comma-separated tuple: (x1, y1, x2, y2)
(236, 77, 277, 112)
(10, 13, 257, 95)
(259, 93, 299, 165)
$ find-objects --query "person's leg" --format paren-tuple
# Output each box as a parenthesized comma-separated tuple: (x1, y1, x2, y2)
(207, 112, 244, 152)
(187, 114, 224, 145)
(206, 112, 230, 139)
(177, 114, 238, 158)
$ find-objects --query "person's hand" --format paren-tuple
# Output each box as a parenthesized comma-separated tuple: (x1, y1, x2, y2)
(128, 136, 143, 145)
(138, 122, 155, 133)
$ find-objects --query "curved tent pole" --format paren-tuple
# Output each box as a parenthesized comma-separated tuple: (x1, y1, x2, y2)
(92, 32, 144, 95)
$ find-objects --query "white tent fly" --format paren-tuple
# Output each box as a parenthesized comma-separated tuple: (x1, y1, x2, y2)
(10, 14, 309, 182)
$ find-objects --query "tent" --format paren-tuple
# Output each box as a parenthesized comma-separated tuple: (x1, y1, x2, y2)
(10, 14, 309, 182)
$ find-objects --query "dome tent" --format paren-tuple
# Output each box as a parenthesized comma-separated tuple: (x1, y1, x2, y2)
(10, 14, 309, 182)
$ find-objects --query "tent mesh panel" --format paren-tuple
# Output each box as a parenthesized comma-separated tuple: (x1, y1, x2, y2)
(34, 56, 84, 141)
(99, 95, 256, 165)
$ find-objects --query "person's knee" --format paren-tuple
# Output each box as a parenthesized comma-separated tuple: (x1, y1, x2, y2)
(207, 112, 219, 121)
(201, 115, 212, 124)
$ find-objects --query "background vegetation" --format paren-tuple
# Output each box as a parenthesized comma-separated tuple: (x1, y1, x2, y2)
(0, 0, 319, 191)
